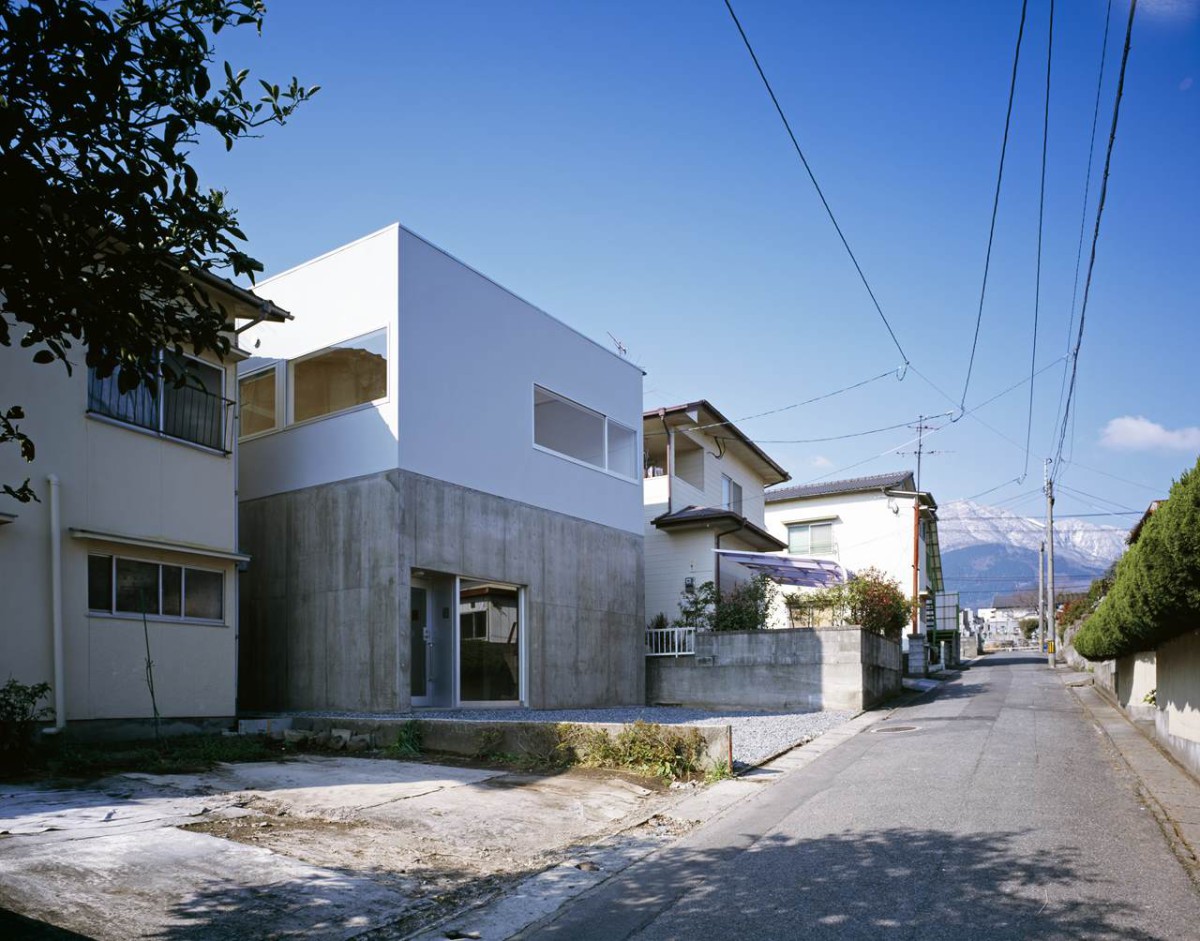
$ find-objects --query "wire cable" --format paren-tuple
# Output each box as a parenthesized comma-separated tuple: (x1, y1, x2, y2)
(1052, 0, 1114, 453)
(722, 0, 910, 365)
(1052, 0, 1138, 481)
(960, 0, 1030, 414)
(1023, 0, 1054, 483)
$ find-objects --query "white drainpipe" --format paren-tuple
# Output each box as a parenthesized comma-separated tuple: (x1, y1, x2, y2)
(47, 474, 66, 729)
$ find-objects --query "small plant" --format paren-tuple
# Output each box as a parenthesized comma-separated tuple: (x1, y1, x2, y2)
(647, 612, 669, 632)
(0, 678, 54, 768)
(388, 720, 423, 758)
(559, 721, 706, 781)
(704, 759, 734, 784)
(672, 575, 778, 633)
(1143, 688, 1157, 707)
(473, 727, 505, 760)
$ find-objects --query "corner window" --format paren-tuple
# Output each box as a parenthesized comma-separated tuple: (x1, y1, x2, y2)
(721, 475, 744, 516)
(787, 521, 835, 555)
(88, 353, 228, 451)
(238, 369, 277, 438)
(87, 554, 224, 622)
(533, 385, 637, 479)
(290, 329, 387, 424)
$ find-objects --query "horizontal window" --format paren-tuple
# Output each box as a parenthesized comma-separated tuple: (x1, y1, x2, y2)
(787, 522, 835, 556)
(291, 329, 387, 424)
(88, 353, 229, 451)
(533, 385, 637, 479)
(88, 554, 224, 622)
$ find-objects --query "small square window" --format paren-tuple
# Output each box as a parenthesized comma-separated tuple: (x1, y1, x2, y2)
(184, 569, 223, 620)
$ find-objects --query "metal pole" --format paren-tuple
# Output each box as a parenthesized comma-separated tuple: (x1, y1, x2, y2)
(1038, 540, 1045, 655)
(1046, 473, 1056, 668)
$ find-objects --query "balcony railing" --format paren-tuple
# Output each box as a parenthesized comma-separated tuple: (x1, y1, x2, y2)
(88, 371, 231, 452)
(646, 626, 696, 657)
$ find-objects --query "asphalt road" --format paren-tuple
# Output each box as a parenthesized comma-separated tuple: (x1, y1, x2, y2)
(518, 652, 1200, 941)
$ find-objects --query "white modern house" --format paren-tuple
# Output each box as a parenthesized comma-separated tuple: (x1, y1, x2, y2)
(236, 223, 645, 713)
(642, 401, 790, 627)
(0, 276, 289, 729)
(763, 471, 948, 663)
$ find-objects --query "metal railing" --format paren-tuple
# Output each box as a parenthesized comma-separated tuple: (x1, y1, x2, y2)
(88, 370, 231, 452)
(646, 626, 696, 657)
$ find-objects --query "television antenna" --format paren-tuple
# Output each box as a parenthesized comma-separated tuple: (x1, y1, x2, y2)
(607, 332, 628, 358)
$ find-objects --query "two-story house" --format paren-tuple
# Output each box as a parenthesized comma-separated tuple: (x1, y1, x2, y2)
(235, 224, 645, 713)
(762, 470, 947, 661)
(642, 401, 790, 627)
(0, 275, 288, 729)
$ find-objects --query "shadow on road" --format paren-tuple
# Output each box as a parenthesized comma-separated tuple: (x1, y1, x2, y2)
(528, 826, 1164, 940)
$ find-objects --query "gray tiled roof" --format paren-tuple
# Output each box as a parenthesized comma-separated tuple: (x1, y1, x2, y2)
(764, 470, 913, 503)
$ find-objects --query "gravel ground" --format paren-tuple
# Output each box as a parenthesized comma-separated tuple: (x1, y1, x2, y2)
(284, 706, 854, 768)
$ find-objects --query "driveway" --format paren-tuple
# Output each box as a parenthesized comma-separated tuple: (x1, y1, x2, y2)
(0, 756, 680, 939)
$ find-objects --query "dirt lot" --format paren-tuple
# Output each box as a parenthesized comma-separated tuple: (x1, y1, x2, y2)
(0, 756, 694, 939)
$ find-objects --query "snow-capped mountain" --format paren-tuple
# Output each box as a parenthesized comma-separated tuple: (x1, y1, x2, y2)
(937, 499, 1128, 605)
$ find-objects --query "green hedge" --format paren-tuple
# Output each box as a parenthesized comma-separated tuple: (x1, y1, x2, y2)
(1074, 458, 1200, 660)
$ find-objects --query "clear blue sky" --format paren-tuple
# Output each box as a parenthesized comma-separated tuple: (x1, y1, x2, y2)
(193, 0, 1199, 528)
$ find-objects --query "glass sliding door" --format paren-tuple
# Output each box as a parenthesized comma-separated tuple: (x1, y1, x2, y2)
(458, 579, 521, 705)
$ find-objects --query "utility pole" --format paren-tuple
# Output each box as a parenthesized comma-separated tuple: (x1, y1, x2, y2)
(1038, 540, 1045, 655)
(1045, 458, 1056, 668)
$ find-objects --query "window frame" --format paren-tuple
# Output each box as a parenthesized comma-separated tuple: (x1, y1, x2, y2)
(286, 327, 390, 428)
(786, 520, 836, 556)
(531, 384, 639, 482)
(86, 553, 227, 626)
(721, 474, 744, 516)
(237, 364, 281, 441)
(86, 351, 230, 454)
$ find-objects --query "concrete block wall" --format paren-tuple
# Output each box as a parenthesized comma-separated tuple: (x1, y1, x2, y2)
(646, 626, 901, 712)
(239, 468, 644, 713)
(1155, 629, 1200, 781)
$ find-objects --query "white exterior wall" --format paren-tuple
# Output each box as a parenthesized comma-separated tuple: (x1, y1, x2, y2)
(240, 224, 643, 535)
(0, 347, 240, 720)
(764, 490, 929, 593)
(396, 228, 643, 535)
(239, 225, 401, 500)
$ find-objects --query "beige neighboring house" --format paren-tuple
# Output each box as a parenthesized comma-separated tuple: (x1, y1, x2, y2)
(642, 401, 790, 627)
(0, 276, 289, 729)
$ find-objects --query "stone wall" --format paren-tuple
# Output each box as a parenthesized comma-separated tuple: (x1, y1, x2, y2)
(239, 468, 644, 712)
(646, 626, 901, 713)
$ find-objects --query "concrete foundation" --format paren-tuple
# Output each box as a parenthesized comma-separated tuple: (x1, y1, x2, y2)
(238, 469, 644, 712)
(906, 636, 927, 676)
(645, 626, 901, 713)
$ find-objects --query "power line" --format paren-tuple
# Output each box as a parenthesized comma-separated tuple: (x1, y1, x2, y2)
(722, 0, 910, 365)
(1052, 0, 1115, 454)
(1052, 0, 1138, 481)
(960, 0, 1030, 413)
(1023, 0, 1054, 483)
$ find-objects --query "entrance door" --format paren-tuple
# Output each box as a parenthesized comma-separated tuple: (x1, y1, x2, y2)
(409, 583, 433, 706)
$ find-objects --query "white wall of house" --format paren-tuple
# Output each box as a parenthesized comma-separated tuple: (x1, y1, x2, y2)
(0, 346, 241, 721)
(764, 490, 930, 596)
(240, 224, 644, 535)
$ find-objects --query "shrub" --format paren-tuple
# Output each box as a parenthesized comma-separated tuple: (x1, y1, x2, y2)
(387, 720, 423, 758)
(786, 567, 909, 640)
(558, 721, 706, 781)
(0, 678, 53, 768)
(1075, 458, 1200, 660)
(672, 575, 777, 633)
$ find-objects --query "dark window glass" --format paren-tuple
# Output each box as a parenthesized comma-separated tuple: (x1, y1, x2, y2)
(184, 569, 223, 620)
(162, 565, 183, 617)
(163, 353, 225, 450)
(88, 555, 113, 611)
(115, 559, 160, 615)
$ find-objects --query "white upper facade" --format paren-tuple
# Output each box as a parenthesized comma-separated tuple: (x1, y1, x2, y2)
(763, 473, 939, 599)
(238, 224, 645, 535)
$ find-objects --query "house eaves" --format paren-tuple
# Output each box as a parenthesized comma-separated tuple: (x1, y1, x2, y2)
(766, 470, 915, 504)
(645, 400, 790, 486)
(652, 505, 787, 552)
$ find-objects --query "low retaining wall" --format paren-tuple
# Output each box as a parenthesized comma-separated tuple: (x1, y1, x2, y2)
(646, 626, 901, 712)
(1155, 630, 1200, 781)
(282, 716, 733, 772)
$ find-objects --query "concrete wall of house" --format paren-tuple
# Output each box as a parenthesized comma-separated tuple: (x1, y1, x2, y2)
(239, 468, 644, 712)
(646, 627, 900, 712)
(1155, 629, 1200, 780)
(0, 346, 240, 720)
